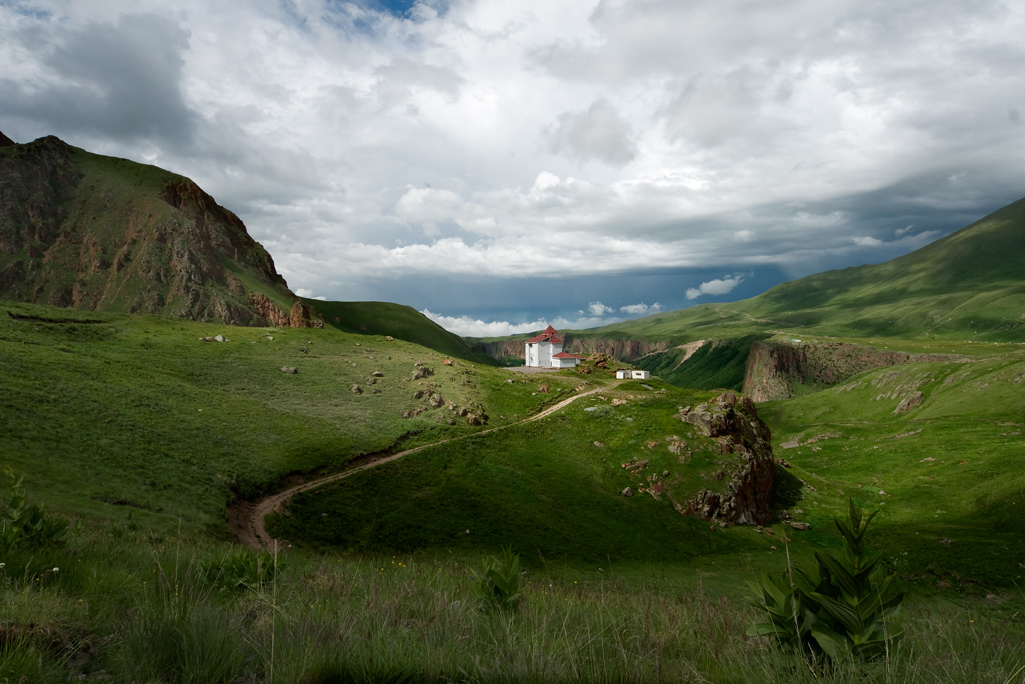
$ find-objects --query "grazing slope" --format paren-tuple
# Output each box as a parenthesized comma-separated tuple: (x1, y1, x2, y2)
(589, 195, 1025, 347)
(0, 300, 559, 537)
(0, 133, 306, 326)
(314, 299, 498, 365)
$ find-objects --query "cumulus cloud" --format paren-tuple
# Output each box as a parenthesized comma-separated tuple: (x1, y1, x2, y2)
(2, 0, 1022, 322)
(620, 302, 664, 315)
(421, 310, 622, 338)
(686, 275, 744, 300)
(543, 98, 637, 166)
(1, 13, 196, 146)
(294, 288, 326, 301)
(587, 301, 614, 316)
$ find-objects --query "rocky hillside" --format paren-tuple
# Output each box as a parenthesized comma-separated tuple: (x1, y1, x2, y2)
(673, 391, 776, 526)
(0, 132, 319, 327)
(742, 339, 964, 401)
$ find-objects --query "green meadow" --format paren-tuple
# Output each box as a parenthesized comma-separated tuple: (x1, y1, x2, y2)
(2, 299, 1024, 682)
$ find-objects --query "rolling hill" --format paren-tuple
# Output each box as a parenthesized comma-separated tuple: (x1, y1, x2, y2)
(589, 195, 1025, 345)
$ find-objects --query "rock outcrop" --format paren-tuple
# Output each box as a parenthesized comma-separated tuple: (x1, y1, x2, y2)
(472, 336, 669, 365)
(675, 391, 776, 525)
(0, 132, 312, 326)
(743, 339, 963, 401)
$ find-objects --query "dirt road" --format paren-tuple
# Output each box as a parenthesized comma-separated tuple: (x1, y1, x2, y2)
(230, 382, 614, 551)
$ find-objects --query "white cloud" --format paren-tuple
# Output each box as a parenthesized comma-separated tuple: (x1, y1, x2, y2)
(588, 301, 613, 316)
(543, 98, 637, 166)
(685, 275, 744, 300)
(294, 288, 326, 301)
(2, 0, 1023, 316)
(619, 302, 664, 315)
(421, 309, 622, 338)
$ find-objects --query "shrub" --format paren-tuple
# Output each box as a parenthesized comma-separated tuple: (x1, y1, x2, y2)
(0, 467, 68, 554)
(200, 547, 283, 593)
(747, 500, 904, 662)
(471, 546, 521, 611)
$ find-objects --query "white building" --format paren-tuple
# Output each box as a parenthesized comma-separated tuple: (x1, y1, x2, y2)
(616, 369, 651, 379)
(525, 326, 584, 368)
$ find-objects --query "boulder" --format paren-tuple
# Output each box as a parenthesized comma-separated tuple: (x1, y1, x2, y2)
(280, 366, 298, 374)
(351, 384, 363, 394)
(893, 391, 924, 414)
(412, 366, 434, 380)
(621, 487, 633, 497)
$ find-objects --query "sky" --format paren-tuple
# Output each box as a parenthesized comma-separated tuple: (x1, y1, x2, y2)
(2, 0, 1024, 337)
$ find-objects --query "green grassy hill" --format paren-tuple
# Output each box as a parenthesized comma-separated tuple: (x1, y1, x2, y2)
(313, 299, 498, 366)
(0, 299, 554, 538)
(759, 352, 1025, 587)
(585, 196, 1025, 347)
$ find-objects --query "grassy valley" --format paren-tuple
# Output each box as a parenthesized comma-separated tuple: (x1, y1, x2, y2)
(2, 138, 1024, 681)
(3, 298, 1024, 681)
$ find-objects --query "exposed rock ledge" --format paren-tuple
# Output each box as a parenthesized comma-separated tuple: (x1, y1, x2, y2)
(743, 339, 964, 401)
(676, 391, 776, 526)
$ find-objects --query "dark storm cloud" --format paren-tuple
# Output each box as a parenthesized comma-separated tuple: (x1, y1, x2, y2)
(1, 14, 197, 147)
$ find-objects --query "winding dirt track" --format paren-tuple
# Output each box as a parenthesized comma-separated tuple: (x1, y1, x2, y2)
(230, 382, 614, 551)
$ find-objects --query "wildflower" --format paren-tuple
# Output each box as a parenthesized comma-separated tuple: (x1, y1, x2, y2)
(53, 567, 59, 572)
(0, 563, 5, 568)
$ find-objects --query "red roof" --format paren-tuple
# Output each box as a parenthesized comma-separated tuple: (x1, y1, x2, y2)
(552, 352, 584, 359)
(525, 325, 563, 344)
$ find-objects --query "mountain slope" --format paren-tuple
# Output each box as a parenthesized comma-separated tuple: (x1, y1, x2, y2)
(588, 195, 1025, 345)
(313, 299, 498, 365)
(0, 133, 310, 326)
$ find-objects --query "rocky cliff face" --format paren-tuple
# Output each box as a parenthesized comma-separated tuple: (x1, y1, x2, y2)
(674, 391, 776, 525)
(0, 133, 314, 327)
(473, 336, 669, 364)
(743, 339, 963, 401)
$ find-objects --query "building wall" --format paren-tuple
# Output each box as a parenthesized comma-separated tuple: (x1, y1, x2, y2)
(538, 341, 553, 367)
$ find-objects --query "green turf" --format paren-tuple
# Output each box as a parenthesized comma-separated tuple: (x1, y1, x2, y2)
(0, 299, 570, 538)
(311, 299, 498, 366)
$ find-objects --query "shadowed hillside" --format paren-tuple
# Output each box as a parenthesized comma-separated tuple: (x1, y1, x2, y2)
(313, 299, 498, 365)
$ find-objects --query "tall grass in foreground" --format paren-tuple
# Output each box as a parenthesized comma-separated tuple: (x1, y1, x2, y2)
(0, 531, 1022, 682)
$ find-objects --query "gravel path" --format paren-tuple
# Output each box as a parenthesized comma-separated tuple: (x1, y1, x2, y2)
(230, 382, 614, 551)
